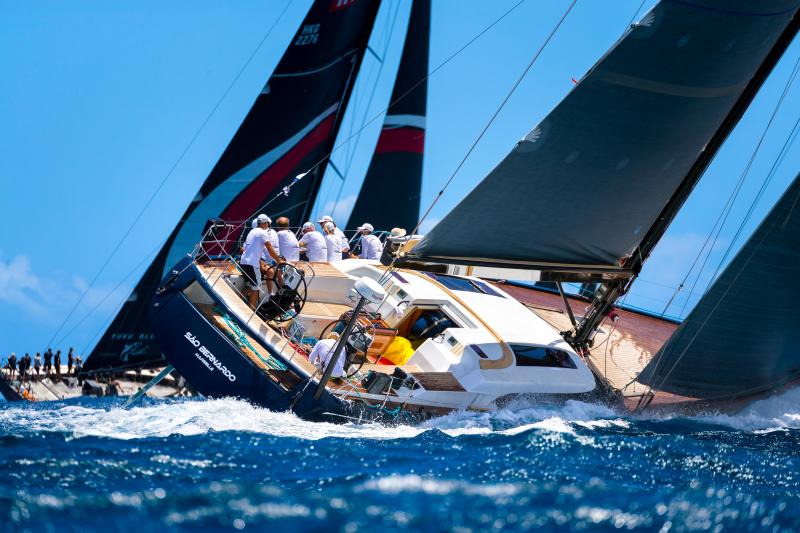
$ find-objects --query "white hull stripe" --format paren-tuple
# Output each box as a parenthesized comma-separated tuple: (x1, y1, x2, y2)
(383, 114, 426, 130)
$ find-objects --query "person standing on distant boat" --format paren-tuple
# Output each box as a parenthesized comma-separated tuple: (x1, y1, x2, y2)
(317, 215, 349, 259)
(34, 352, 41, 379)
(67, 347, 74, 375)
(74, 356, 82, 378)
(23, 353, 32, 381)
(43, 349, 52, 377)
(240, 214, 282, 309)
(275, 217, 300, 262)
(323, 222, 342, 263)
(7, 353, 16, 379)
(353, 223, 383, 260)
(298, 222, 327, 262)
(54, 350, 61, 379)
(308, 332, 344, 379)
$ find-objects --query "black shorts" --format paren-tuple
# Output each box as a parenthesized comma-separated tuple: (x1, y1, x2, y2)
(240, 264, 261, 289)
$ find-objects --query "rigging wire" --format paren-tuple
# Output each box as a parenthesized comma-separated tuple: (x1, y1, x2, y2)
(323, 0, 402, 219)
(659, 51, 800, 319)
(45, 0, 295, 349)
(410, 0, 578, 237)
(245, 0, 530, 222)
(55, 240, 166, 348)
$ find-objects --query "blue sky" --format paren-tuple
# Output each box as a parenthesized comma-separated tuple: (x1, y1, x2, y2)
(1, 0, 799, 357)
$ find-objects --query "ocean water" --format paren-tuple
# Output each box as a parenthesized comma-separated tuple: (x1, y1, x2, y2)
(2, 390, 800, 532)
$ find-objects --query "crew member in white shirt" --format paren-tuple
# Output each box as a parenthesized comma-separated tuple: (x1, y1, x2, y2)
(240, 214, 282, 309)
(353, 223, 383, 260)
(323, 222, 342, 262)
(275, 217, 300, 262)
(308, 332, 344, 378)
(298, 222, 327, 262)
(317, 215, 349, 259)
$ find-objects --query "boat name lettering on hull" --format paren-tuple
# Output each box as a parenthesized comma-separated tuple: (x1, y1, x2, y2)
(184, 331, 236, 382)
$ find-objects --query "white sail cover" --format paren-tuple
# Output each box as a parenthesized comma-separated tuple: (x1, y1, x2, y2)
(410, 0, 800, 270)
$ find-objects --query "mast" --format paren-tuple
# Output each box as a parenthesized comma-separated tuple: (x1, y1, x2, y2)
(82, 0, 383, 376)
(346, 0, 430, 233)
(567, 7, 800, 352)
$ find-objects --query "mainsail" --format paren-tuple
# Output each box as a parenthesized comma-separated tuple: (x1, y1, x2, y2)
(637, 172, 800, 400)
(406, 0, 800, 273)
(346, 0, 430, 233)
(83, 0, 382, 375)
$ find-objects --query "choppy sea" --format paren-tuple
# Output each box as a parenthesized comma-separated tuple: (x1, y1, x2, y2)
(2, 389, 800, 532)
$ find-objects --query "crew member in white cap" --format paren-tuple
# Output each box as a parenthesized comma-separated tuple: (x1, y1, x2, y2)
(275, 217, 300, 262)
(298, 222, 327, 262)
(317, 215, 349, 259)
(240, 214, 281, 309)
(353, 223, 382, 260)
(323, 222, 342, 263)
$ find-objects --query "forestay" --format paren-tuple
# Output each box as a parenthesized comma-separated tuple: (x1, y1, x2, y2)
(637, 172, 800, 400)
(409, 0, 800, 271)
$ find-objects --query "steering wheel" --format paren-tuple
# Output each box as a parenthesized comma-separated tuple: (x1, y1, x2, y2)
(265, 262, 308, 319)
(416, 315, 451, 340)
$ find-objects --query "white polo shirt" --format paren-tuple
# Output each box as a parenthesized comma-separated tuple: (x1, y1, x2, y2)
(324, 233, 341, 262)
(277, 229, 300, 262)
(308, 337, 344, 377)
(299, 231, 327, 262)
(359, 233, 383, 260)
(334, 227, 349, 252)
(241, 228, 273, 267)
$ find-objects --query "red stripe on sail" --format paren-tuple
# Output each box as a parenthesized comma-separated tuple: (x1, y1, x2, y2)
(221, 114, 336, 221)
(374, 127, 424, 155)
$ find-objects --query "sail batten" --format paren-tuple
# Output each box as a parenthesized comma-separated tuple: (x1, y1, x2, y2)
(406, 0, 800, 272)
(83, 0, 382, 375)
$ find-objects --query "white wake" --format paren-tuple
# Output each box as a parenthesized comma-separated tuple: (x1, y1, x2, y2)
(0, 386, 798, 441)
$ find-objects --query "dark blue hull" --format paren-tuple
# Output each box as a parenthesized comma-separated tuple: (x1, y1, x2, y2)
(148, 259, 399, 423)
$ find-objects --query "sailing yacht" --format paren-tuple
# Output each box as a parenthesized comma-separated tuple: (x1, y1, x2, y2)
(140, 0, 800, 421)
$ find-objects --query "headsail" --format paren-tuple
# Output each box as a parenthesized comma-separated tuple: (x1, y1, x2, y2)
(637, 172, 800, 400)
(82, 0, 382, 375)
(346, 0, 430, 233)
(406, 0, 800, 273)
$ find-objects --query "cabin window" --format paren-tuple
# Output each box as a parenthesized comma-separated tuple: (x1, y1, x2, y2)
(511, 344, 576, 369)
(407, 309, 457, 348)
(423, 272, 502, 297)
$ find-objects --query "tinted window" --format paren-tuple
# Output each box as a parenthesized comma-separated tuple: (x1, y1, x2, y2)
(511, 344, 577, 369)
(424, 273, 502, 297)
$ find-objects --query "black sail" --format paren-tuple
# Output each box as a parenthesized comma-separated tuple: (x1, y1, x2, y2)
(345, 0, 430, 233)
(82, 0, 381, 375)
(637, 173, 800, 399)
(408, 0, 800, 271)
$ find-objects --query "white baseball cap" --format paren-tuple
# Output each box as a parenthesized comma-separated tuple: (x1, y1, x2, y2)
(302, 222, 315, 231)
(317, 215, 334, 224)
(256, 214, 271, 225)
(356, 223, 374, 232)
(251, 218, 258, 229)
(324, 222, 335, 232)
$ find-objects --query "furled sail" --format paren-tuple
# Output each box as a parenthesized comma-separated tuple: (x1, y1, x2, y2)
(346, 0, 430, 234)
(407, 0, 800, 272)
(82, 0, 381, 375)
(637, 172, 800, 400)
